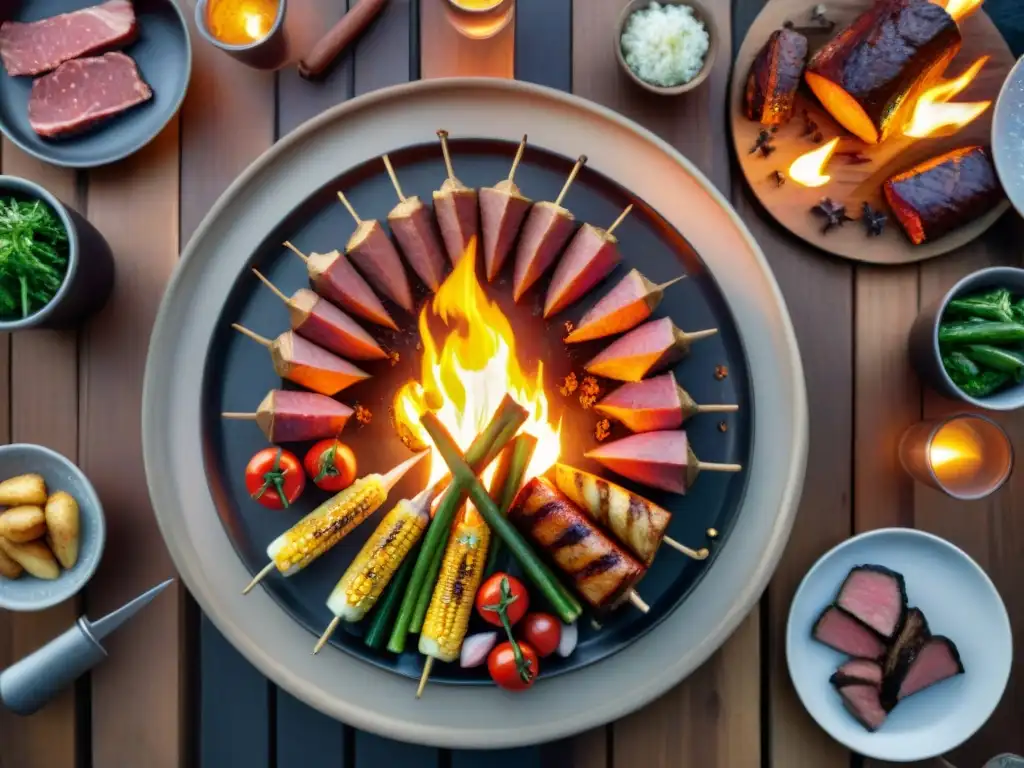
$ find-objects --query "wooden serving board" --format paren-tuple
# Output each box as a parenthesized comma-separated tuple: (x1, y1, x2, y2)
(730, 0, 1015, 264)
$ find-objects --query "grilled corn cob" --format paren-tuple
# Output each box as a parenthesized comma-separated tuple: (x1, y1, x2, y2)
(418, 505, 490, 663)
(326, 491, 431, 621)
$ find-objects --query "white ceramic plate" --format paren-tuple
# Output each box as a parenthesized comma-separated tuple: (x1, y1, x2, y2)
(993, 54, 1024, 218)
(787, 528, 1012, 762)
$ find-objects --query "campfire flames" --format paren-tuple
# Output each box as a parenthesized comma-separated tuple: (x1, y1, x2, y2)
(788, 137, 840, 187)
(903, 56, 991, 138)
(394, 240, 561, 487)
(940, 0, 985, 23)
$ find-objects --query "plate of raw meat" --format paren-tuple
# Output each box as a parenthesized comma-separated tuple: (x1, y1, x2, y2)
(0, 0, 190, 167)
(787, 527, 1012, 762)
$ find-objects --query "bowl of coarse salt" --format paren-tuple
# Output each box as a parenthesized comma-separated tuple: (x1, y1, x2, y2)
(615, 0, 717, 95)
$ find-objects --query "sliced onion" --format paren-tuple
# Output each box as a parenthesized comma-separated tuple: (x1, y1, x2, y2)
(460, 631, 498, 668)
(557, 622, 578, 658)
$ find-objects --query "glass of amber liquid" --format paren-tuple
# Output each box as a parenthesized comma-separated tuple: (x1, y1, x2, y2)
(443, 0, 514, 40)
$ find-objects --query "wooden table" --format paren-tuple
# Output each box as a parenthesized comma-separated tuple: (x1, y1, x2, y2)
(0, 1, 1021, 766)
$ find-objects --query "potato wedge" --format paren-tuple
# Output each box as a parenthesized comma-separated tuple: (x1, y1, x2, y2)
(0, 537, 59, 579)
(0, 505, 46, 543)
(0, 473, 47, 506)
(44, 491, 79, 569)
(0, 540, 23, 579)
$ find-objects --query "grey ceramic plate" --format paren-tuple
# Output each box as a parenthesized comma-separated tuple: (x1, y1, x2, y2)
(993, 54, 1024, 217)
(0, 0, 191, 168)
(143, 78, 808, 749)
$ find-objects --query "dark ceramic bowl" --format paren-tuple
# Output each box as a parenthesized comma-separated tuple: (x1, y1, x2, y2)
(908, 266, 1024, 411)
(0, 176, 114, 331)
(193, 0, 288, 70)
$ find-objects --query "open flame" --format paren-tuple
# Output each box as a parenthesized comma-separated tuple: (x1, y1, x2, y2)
(940, 0, 985, 23)
(903, 56, 991, 138)
(788, 137, 840, 187)
(394, 240, 561, 487)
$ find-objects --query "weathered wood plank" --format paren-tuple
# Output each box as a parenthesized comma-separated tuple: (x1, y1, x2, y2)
(355, 732, 442, 767)
(277, 689, 349, 768)
(0, 145, 80, 768)
(514, 0, 571, 89)
(420, 0, 514, 79)
(452, 748, 544, 768)
(354, 0, 413, 95)
(83, 122, 182, 768)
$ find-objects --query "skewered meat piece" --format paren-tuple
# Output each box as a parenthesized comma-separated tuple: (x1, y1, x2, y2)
(544, 205, 630, 318)
(812, 605, 886, 659)
(285, 242, 397, 330)
(508, 476, 645, 610)
(433, 130, 479, 263)
(565, 269, 683, 344)
(595, 372, 737, 432)
(512, 155, 586, 302)
(744, 27, 808, 126)
(232, 325, 370, 396)
(804, 0, 961, 144)
(383, 154, 448, 292)
(337, 192, 414, 313)
(883, 146, 1005, 246)
(480, 134, 532, 282)
(584, 317, 717, 382)
(835, 564, 907, 640)
(222, 390, 353, 443)
(252, 270, 387, 361)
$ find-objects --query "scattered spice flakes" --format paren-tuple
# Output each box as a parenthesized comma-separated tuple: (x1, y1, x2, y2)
(749, 129, 775, 158)
(811, 131, 824, 144)
(714, 364, 729, 381)
(579, 376, 601, 410)
(800, 109, 818, 137)
(810, 3, 836, 31)
(564, 320, 575, 335)
(387, 350, 401, 366)
(415, 340, 422, 352)
(559, 372, 578, 397)
(860, 202, 888, 237)
(718, 421, 728, 433)
(354, 404, 373, 425)
(836, 150, 871, 165)
(770, 170, 786, 188)
(595, 419, 612, 442)
(811, 197, 853, 234)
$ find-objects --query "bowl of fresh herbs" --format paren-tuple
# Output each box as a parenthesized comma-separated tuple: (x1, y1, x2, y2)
(0, 176, 113, 330)
(909, 267, 1024, 411)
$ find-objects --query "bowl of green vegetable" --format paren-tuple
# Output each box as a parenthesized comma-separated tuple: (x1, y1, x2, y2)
(909, 267, 1024, 410)
(0, 176, 114, 330)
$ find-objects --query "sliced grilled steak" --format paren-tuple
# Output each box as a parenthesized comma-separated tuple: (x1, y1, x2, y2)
(0, 0, 137, 77)
(28, 52, 152, 138)
(830, 658, 883, 688)
(881, 606, 930, 710)
(839, 684, 888, 732)
(812, 606, 886, 659)
(897, 636, 964, 701)
(835, 564, 907, 639)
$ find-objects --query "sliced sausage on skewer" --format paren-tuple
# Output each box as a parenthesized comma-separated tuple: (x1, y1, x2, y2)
(222, 389, 354, 443)
(232, 324, 371, 396)
(565, 269, 684, 344)
(382, 154, 448, 292)
(433, 129, 479, 264)
(336, 191, 415, 313)
(512, 155, 586, 302)
(594, 372, 738, 432)
(584, 317, 718, 382)
(284, 241, 397, 331)
(480, 134, 532, 282)
(252, 269, 387, 361)
(544, 204, 630, 318)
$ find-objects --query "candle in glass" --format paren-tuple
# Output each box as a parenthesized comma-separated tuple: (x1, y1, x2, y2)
(898, 414, 1013, 500)
(443, 0, 514, 40)
(205, 0, 279, 45)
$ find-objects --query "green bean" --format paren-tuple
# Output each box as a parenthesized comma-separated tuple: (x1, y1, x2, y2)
(958, 371, 1012, 398)
(964, 345, 1024, 377)
(938, 321, 1024, 345)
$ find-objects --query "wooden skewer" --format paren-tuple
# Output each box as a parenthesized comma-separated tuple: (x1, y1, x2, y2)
(663, 537, 709, 560)
(686, 328, 719, 343)
(222, 412, 257, 420)
(242, 562, 276, 595)
(283, 240, 308, 263)
(696, 461, 744, 473)
(232, 323, 272, 348)
(606, 204, 633, 236)
(416, 657, 434, 699)
(553, 155, 587, 208)
(252, 269, 292, 306)
(437, 130, 457, 181)
(657, 275, 686, 292)
(314, 616, 342, 655)
(336, 191, 362, 225)
(382, 154, 406, 202)
(628, 590, 649, 614)
(507, 134, 527, 182)
(696, 404, 739, 414)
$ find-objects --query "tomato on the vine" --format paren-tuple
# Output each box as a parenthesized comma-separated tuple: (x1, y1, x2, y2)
(476, 573, 529, 627)
(519, 613, 561, 657)
(487, 641, 539, 691)
(303, 439, 357, 492)
(245, 447, 305, 509)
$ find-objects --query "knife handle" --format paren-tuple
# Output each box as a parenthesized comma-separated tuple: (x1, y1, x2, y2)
(298, 0, 389, 80)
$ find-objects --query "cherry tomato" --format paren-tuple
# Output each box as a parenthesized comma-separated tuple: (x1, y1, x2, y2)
(303, 439, 357, 492)
(519, 613, 561, 657)
(245, 447, 305, 509)
(487, 641, 539, 691)
(476, 573, 529, 627)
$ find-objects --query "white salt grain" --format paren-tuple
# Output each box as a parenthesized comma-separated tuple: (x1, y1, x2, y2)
(620, 2, 710, 88)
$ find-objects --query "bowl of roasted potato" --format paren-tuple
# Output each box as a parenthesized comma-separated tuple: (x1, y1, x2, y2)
(0, 444, 105, 610)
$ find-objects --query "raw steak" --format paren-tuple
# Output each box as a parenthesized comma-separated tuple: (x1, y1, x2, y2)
(28, 52, 152, 138)
(0, 0, 137, 77)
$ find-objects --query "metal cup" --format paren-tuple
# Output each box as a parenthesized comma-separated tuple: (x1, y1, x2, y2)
(194, 0, 289, 69)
